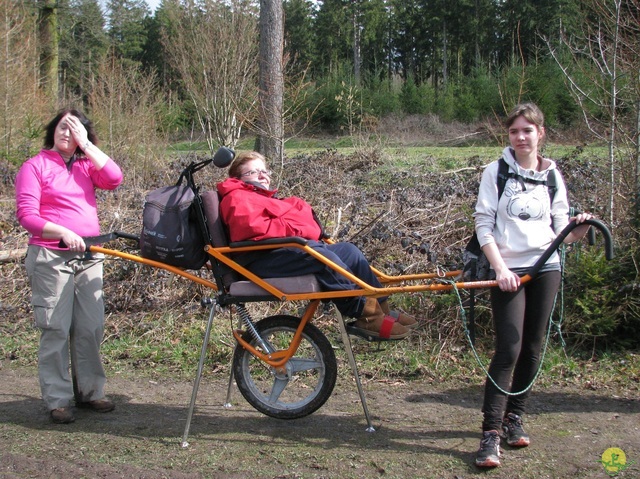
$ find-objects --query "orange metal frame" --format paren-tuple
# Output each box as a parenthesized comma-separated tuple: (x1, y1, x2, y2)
(90, 240, 501, 302)
(89, 217, 612, 370)
(88, 239, 499, 370)
(231, 300, 320, 371)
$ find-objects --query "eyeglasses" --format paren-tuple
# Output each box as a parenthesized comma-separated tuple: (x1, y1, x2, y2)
(240, 169, 272, 178)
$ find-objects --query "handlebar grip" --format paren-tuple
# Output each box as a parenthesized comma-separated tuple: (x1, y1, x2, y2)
(583, 218, 614, 260)
(59, 231, 140, 250)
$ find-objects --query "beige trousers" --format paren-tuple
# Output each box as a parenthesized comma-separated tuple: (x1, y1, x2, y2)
(25, 245, 107, 410)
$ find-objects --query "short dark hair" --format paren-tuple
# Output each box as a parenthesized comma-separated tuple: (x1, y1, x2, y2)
(228, 151, 267, 178)
(43, 108, 98, 155)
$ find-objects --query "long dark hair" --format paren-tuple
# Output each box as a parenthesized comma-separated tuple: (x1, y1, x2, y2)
(43, 109, 98, 155)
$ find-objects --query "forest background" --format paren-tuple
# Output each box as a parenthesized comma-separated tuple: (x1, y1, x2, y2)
(0, 0, 639, 361)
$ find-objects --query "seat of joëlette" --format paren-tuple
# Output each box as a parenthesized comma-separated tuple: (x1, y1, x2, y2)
(200, 190, 322, 297)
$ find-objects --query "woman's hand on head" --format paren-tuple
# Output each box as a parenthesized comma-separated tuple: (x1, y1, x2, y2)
(66, 115, 89, 148)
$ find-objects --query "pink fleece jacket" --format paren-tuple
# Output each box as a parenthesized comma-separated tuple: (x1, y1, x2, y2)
(15, 149, 123, 249)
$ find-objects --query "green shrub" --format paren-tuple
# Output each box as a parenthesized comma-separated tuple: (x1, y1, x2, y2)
(467, 67, 502, 117)
(561, 245, 640, 349)
(399, 74, 435, 115)
(528, 60, 581, 128)
(399, 75, 419, 114)
(307, 71, 362, 131)
(363, 75, 401, 117)
(434, 85, 456, 122)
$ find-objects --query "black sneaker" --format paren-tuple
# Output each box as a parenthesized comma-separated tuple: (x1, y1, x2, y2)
(475, 430, 501, 468)
(502, 412, 530, 447)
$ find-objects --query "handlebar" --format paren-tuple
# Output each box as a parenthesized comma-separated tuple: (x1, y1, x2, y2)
(525, 218, 614, 280)
(60, 220, 613, 295)
(58, 148, 234, 252)
(177, 147, 235, 185)
(58, 231, 139, 250)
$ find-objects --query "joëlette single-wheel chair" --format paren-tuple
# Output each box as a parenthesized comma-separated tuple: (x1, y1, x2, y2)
(69, 148, 614, 448)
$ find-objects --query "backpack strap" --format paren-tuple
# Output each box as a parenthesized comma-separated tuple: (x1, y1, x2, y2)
(497, 156, 557, 204)
(496, 157, 510, 200)
(546, 169, 557, 205)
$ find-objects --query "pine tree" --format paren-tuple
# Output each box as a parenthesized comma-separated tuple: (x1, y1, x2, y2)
(107, 0, 150, 66)
(61, 0, 109, 101)
(284, 0, 316, 75)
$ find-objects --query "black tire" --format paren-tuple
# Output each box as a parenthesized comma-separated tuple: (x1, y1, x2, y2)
(232, 315, 337, 419)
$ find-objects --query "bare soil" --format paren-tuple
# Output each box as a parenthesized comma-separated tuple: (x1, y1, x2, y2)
(0, 361, 638, 479)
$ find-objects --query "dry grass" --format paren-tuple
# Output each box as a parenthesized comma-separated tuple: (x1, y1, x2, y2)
(0, 144, 626, 376)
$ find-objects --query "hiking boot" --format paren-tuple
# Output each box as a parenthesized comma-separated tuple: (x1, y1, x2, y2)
(50, 407, 75, 424)
(380, 301, 420, 329)
(347, 298, 410, 341)
(502, 412, 530, 447)
(475, 430, 501, 468)
(77, 398, 115, 413)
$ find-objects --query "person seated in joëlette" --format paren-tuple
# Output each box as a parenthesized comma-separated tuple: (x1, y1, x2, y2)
(216, 151, 422, 340)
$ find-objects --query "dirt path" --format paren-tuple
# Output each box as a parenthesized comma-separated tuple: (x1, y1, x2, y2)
(0, 363, 638, 479)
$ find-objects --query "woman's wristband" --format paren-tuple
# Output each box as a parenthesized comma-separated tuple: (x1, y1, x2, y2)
(82, 140, 92, 151)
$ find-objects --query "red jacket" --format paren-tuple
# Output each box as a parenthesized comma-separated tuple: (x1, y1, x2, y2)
(217, 177, 323, 242)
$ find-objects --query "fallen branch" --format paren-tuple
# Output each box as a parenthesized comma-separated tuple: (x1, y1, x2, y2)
(440, 165, 486, 174)
(441, 130, 485, 144)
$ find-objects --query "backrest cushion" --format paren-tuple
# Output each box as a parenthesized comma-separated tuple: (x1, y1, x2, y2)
(201, 190, 227, 247)
(200, 190, 238, 286)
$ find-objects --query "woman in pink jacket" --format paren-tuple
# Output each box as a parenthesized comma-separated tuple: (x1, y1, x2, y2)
(15, 109, 123, 424)
(218, 151, 420, 341)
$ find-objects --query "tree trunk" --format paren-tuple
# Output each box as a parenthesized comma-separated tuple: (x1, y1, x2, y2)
(442, 22, 448, 86)
(256, 0, 284, 165)
(636, 96, 640, 235)
(37, 0, 58, 102)
(606, 0, 621, 228)
(353, 7, 361, 85)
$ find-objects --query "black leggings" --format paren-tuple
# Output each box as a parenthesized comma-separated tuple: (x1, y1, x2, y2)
(481, 270, 561, 431)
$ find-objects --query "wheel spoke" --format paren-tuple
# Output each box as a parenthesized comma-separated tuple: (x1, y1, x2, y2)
(267, 376, 289, 403)
(288, 357, 323, 373)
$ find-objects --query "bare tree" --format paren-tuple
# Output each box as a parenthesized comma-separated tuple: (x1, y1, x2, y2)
(162, 0, 258, 152)
(0, 0, 44, 160)
(90, 53, 166, 170)
(546, 0, 640, 229)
